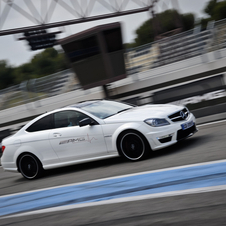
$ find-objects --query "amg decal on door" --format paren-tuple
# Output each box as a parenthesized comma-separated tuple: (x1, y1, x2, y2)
(59, 134, 97, 145)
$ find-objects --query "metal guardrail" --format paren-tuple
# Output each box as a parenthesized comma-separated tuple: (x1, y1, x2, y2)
(0, 69, 77, 110)
(125, 19, 226, 74)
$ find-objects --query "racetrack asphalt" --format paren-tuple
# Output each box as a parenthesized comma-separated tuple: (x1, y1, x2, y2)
(1, 159, 226, 218)
(0, 120, 226, 225)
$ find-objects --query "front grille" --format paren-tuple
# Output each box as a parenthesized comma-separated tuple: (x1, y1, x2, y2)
(168, 108, 189, 122)
(177, 125, 197, 141)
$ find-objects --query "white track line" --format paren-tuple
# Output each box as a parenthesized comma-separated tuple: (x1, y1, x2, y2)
(2, 184, 226, 219)
(1, 158, 226, 199)
(198, 119, 226, 127)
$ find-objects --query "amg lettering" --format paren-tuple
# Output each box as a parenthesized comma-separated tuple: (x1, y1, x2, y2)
(59, 138, 85, 145)
(59, 134, 97, 145)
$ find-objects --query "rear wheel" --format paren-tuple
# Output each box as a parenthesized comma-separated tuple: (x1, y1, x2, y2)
(117, 130, 150, 161)
(18, 154, 43, 179)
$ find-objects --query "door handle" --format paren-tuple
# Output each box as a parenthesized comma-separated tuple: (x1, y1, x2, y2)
(53, 133, 62, 137)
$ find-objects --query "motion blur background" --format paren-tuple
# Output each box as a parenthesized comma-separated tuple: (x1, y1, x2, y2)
(0, 0, 226, 152)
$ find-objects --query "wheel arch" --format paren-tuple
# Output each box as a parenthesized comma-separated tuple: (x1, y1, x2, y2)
(14, 144, 44, 172)
(111, 123, 152, 154)
(16, 152, 43, 172)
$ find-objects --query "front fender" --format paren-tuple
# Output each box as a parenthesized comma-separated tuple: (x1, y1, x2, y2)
(111, 122, 147, 152)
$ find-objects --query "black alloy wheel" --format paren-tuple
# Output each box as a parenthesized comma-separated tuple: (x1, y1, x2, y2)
(18, 154, 43, 179)
(118, 131, 150, 161)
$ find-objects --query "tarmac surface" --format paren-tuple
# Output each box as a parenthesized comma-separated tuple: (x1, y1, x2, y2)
(0, 120, 226, 225)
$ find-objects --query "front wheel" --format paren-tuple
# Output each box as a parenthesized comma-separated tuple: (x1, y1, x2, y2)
(117, 131, 150, 161)
(18, 154, 43, 179)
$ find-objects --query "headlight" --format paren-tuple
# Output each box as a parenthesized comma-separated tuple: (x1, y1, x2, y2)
(144, 118, 170, 127)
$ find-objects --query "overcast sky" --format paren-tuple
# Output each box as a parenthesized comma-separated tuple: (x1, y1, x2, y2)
(0, 0, 209, 67)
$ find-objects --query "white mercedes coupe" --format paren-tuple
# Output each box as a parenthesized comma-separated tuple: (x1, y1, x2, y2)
(1, 100, 197, 179)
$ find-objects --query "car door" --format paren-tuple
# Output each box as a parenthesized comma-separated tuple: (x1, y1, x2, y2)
(49, 110, 108, 162)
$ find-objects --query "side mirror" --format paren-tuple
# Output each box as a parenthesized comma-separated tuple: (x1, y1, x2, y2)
(79, 118, 92, 127)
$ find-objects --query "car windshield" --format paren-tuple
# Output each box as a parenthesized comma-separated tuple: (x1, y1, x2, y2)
(79, 100, 134, 119)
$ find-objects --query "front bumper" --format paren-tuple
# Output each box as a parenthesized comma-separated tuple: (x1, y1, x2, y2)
(177, 124, 198, 141)
(145, 113, 197, 151)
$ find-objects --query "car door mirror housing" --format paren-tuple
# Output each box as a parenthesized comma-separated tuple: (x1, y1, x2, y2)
(79, 118, 92, 127)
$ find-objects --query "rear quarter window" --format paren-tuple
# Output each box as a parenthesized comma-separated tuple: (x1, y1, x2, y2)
(26, 115, 53, 132)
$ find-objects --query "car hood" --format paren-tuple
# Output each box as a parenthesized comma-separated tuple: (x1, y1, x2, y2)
(103, 104, 183, 123)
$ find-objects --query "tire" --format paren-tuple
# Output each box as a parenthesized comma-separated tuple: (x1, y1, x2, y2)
(117, 130, 150, 161)
(18, 154, 43, 180)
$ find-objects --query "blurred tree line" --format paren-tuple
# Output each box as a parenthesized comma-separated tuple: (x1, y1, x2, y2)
(125, 0, 226, 48)
(200, 0, 226, 30)
(125, 9, 195, 48)
(0, 48, 69, 90)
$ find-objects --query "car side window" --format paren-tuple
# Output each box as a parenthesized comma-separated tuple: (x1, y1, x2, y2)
(54, 110, 90, 128)
(26, 114, 54, 132)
